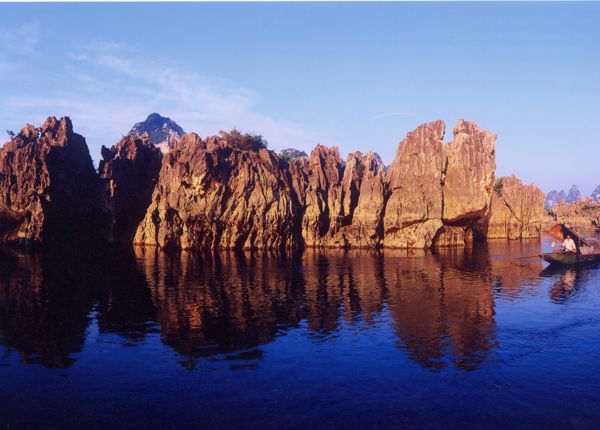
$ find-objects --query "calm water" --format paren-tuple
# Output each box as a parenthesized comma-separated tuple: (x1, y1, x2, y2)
(2, 235, 600, 429)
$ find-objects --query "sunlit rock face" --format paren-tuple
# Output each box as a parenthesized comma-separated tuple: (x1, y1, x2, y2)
(300, 144, 345, 247)
(303, 149, 386, 248)
(134, 132, 303, 250)
(383, 120, 446, 248)
(442, 119, 497, 224)
(98, 133, 163, 245)
(0, 117, 99, 246)
(486, 174, 545, 239)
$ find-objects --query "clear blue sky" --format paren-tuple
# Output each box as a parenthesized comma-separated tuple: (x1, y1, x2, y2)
(1, 2, 599, 196)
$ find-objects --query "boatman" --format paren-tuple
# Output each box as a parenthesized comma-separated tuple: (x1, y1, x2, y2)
(562, 235, 577, 254)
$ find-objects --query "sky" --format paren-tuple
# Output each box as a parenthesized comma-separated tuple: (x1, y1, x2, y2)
(1, 2, 599, 197)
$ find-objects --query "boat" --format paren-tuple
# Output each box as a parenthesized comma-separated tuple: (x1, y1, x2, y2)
(540, 224, 600, 265)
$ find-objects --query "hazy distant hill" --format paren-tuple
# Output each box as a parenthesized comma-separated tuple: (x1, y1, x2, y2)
(280, 148, 308, 159)
(544, 189, 567, 208)
(592, 185, 600, 203)
(128, 113, 185, 153)
(566, 185, 581, 203)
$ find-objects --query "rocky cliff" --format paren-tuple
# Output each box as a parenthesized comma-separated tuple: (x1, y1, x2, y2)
(486, 174, 545, 239)
(133, 131, 303, 250)
(98, 133, 163, 244)
(0, 117, 99, 246)
(0, 116, 545, 250)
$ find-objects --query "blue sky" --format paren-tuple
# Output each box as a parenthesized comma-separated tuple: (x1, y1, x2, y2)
(1, 2, 599, 197)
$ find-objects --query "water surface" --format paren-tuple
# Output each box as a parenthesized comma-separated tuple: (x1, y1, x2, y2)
(1, 235, 600, 429)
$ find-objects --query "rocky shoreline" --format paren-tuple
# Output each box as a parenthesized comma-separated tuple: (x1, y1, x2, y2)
(0, 116, 547, 251)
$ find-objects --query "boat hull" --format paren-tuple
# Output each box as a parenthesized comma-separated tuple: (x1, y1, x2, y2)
(540, 252, 600, 265)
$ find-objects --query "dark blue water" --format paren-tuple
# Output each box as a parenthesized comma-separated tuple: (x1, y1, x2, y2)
(1, 235, 600, 429)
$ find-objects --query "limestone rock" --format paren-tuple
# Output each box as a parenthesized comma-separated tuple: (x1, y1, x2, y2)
(134, 132, 302, 250)
(98, 133, 163, 244)
(0, 117, 99, 246)
(443, 119, 496, 223)
(548, 197, 600, 229)
(301, 145, 344, 247)
(383, 120, 446, 248)
(486, 174, 545, 239)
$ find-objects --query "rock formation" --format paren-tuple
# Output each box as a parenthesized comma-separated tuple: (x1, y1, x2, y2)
(128, 113, 185, 153)
(98, 133, 163, 244)
(548, 197, 600, 229)
(544, 189, 567, 209)
(486, 174, 545, 239)
(383, 120, 447, 248)
(0, 115, 541, 250)
(382, 119, 496, 248)
(133, 131, 303, 250)
(0, 117, 99, 246)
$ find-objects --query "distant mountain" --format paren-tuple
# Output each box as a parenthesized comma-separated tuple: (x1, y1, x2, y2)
(544, 189, 566, 208)
(592, 185, 600, 203)
(566, 185, 581, 203)
(280, 148, 308, 158)
(128, 113, 185, 153)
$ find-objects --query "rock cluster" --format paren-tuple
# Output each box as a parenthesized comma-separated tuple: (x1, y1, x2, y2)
(486, 174, 546, 239)
(0, 116, 548, 251)
(548, 197, 600, 229)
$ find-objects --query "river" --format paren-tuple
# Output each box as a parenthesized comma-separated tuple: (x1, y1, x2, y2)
(1, 234, 600, 429)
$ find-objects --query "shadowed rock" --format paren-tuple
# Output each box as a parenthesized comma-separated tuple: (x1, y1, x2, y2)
(0, 117, 99, 247)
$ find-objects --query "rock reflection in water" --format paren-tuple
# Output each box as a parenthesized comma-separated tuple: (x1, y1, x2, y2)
(0, 248, 94, 368)
(135, 247, 308, 369)
(385, 247, 498, 371)
(137, 246, 503, 371)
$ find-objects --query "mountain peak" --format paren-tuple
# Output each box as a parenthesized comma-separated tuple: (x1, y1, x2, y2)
(128, 113, 185, 153)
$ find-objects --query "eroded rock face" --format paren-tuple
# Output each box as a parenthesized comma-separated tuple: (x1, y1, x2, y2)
(443, 119, 496, 223)
(383, 120, 446, 248)
(0, 117, 99, 246)
(486, 174, 545, 239)
(134, 132, 303, 250)
(98, 133, 163, 244)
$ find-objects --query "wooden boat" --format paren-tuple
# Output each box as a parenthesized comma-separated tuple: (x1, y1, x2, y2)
(540, 224, 600, 265)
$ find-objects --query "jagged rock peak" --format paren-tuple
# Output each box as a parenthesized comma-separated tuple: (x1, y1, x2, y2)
(566, 185, 580, 203)
(544, 189, 567, 208)
(128, 113, 185, 154)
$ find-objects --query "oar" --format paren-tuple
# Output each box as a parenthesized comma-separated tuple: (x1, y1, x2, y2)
(513, 254, 542, 260)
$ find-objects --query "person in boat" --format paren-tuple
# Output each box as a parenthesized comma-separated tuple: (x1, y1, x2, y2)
(562, 235, 577, 255)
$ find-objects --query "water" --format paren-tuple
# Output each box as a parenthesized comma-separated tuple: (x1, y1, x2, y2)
(1, 235, 600, 429)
